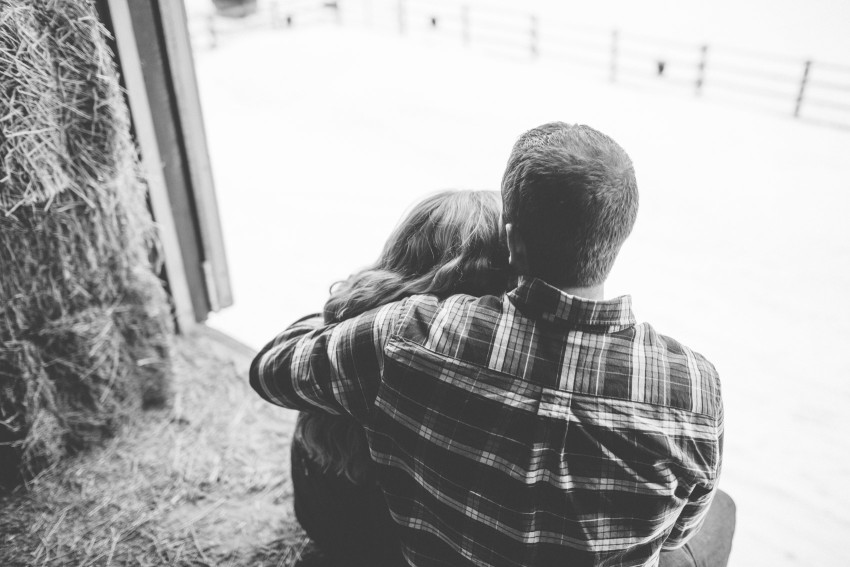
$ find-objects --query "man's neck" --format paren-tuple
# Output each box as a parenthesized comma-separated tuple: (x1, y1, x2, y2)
(558, 284, 605, 300)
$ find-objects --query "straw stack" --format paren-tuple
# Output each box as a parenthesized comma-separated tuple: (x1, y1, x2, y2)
(0, 0, 173, 487)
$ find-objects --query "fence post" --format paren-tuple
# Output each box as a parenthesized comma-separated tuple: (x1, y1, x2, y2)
(695, 44, 708, 96)
(610, 29, 618, 82)
(207, 14, 217, 49)
(461, 4, 470, 46)
(794, 60, 812, 118)
(530, 15, 538, 57)
(398, 0, 406, 35)
(333, 1, 342, 25)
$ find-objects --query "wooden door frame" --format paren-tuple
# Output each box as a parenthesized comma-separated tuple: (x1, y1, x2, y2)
(97, 0, 233, 330)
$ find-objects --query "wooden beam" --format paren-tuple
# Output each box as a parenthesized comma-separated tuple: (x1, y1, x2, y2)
(106, 0, 196, 332)
(157, 0, 233, 311)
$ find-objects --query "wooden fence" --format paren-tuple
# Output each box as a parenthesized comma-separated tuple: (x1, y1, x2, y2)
(388, 0, 850, 128)
(188, 0, 850, 128)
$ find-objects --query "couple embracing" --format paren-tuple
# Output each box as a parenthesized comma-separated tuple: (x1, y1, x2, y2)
(250, 123, 736, 567)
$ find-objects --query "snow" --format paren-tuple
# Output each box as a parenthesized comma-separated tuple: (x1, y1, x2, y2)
(189, 3, 850, 565)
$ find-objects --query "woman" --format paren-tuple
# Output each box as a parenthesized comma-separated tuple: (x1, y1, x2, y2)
(291, 189, 511, 566)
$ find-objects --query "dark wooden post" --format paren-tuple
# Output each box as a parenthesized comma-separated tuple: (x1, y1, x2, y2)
(610, 29, 619, 82)
(696, 44, 708, 95)
(530, 14, 538, 57)
(461, 4, 470, 46)
(794, 60, 812, 118)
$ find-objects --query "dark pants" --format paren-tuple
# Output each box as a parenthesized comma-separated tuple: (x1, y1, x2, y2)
(291, 441, 406, 566)
(291, 441, 735, 567)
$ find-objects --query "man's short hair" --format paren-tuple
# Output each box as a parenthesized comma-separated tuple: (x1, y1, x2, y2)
(501, 122, 638, 288)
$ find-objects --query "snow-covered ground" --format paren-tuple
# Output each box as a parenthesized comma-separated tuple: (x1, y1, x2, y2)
(190, 3, 850, 565)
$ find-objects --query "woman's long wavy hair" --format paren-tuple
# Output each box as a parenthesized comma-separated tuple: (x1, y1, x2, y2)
(295, 189, 510, 484)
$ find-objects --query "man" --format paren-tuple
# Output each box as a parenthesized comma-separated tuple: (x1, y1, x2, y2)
(251, 123, 734, 566)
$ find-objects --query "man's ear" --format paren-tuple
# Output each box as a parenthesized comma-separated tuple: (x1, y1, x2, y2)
(505, 223, 530, 275)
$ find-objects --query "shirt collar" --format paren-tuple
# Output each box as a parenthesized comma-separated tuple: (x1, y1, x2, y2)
(506, 276, 636, 332)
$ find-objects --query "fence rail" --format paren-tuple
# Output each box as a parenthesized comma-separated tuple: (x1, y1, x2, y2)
(188, 0, 850, 129)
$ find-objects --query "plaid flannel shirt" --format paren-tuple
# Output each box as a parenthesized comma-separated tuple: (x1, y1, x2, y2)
(251, 277, 723, 567)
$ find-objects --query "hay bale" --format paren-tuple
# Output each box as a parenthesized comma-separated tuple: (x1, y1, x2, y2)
(0, 4, 70, 212)
(0, 0, 174, 487)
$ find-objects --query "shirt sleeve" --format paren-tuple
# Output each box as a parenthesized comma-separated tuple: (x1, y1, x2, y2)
(249, 300, 407, 423)
(662, 403, 725, 550)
